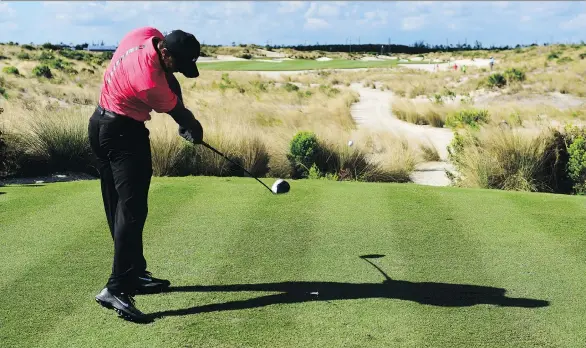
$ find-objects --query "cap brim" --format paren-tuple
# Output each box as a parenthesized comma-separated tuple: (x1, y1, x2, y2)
(177, 59, 199, 78)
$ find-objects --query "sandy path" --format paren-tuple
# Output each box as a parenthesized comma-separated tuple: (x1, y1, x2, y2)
(349, 84, 455, 186)
(238, 69, 456, 186)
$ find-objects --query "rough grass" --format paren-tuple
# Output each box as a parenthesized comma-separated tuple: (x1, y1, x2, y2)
(2, 178, 586, 347)
(198, 59, 398, 71)
(447, 127, 567, 192)
(1, 56, 417, 182)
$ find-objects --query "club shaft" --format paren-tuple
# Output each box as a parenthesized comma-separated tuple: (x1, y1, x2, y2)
(202, 142, 274, 194)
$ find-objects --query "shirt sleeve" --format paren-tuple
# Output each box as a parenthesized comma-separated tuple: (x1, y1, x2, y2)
(139, 83, 178, 114)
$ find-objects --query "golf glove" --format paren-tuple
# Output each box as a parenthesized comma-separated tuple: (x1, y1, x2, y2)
(179, 120, 203, 145)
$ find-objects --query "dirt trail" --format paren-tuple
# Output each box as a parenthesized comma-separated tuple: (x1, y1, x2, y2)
(242, 69, 457, 186)
(349, 84, 455, 186)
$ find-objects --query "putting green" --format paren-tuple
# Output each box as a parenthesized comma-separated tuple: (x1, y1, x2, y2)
(2, 177, 586, 347)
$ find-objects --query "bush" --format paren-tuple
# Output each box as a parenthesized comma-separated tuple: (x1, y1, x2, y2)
(25, 112, 97, 175)
(567, 136, 586, 194)
(579, 53, 586, 60)
(32, 65, 53, 78)
(283, 83, 299, 92)
(236, 53, 253, 59)
(59, 49, 86, 61)
(446, 109, 490, 129)
(503, 68, 525, 83)
(22, 44, 35, 51)
(100, 51, 114, 61)
(447, 128, 571, 193)
(39, 51, 55, 61)
(216, 73, 245, 93)
(2, 66, 19, 75)
(42, 43, 62, 50)
(0, 77, 6, 98)
(547, 52, 559, 60)
(287, 131, 320, 178)
(487, 73, 506, 88)
(557, 57, 574, 64)
(318, 85, 340, 97)
(16, 52, 31, 60)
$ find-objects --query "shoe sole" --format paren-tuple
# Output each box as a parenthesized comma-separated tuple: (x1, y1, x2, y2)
(95, 298, 151, 324)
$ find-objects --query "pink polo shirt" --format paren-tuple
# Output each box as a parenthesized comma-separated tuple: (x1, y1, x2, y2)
(98, 27, 178, 122)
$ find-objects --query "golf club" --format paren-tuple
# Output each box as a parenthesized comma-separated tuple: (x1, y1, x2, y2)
(201, 141, 290, 194)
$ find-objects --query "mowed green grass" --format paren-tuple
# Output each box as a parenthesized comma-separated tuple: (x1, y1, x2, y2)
(198, 59, 398, 71)
(2, 177, 586, 347)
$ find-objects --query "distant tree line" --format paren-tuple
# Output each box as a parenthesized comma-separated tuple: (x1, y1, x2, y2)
(266, 40, 545, 54)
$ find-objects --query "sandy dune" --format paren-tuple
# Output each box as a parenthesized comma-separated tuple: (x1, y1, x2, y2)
(399, 58, 496, 72)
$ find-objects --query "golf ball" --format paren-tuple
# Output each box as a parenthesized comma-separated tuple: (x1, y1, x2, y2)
(348, 140, 353, 147)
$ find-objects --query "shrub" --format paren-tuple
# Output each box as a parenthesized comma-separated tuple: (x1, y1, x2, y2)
(567, 136, 586, 194)
(11, 109, 98, 176)
(0, 129, 6, 177)
(318, 85, 340, 97)
(283, 83, 299, 92)
(547, 52, 559, 60)
(216, 73, 245, 93)
(100, 51, 114, 61)
(59, 49, 86, 61)
(16, 52, 31, 60)
(287, 131, 320, 178)
(22, 44, 35, 51)
(2, 66, 19, 75)
(446, 109, 490, 129)
(32, 65, 53, 78)
(39, 51, 55, 61)
(503, 68, 525, 83)
(557, 57, 573, 64)
(447, 128, 572, 193)
(579, 53, 586, 60)
(236, 53, 253, 59)
(42, 42, 62, 50)
(249, 80, 273, 93)
(487, 73, 506, 88)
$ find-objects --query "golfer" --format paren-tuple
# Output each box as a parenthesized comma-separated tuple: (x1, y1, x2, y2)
(89, 26, 203, 322)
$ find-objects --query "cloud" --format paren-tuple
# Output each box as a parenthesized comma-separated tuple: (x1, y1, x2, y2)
(359, 11, 388, 27)
(304, 17, 329, 30)
(277, 1, 304, 14)
(560, 13, 586, 30)
(520, 15, 532, 22)
(493, 1, 509, 9)
(0, 3, 16, 21)
(305, 2, 342, 18)
(401, 15, 426, 31)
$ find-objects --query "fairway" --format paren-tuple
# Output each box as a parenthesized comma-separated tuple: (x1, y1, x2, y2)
(2, 177, 586, 347)
(198, 59, 399, 71)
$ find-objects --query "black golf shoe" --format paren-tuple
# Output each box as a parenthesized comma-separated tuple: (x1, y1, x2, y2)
(135, 271, 171, 294)
(95, 288, 151, 323)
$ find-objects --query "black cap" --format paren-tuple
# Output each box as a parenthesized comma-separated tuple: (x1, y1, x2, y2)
(164, 30, 200, 78)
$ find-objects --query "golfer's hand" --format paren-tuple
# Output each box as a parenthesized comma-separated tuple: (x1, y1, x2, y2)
(179, 120, 203, 145)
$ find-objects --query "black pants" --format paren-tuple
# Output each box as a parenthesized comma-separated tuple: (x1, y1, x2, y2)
(88, 106, 153, 295)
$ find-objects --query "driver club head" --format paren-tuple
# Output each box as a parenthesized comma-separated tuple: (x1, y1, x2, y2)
(271, 179, 290, 194)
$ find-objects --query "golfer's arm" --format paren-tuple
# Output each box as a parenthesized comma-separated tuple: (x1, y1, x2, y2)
(167, 100, 200, 130)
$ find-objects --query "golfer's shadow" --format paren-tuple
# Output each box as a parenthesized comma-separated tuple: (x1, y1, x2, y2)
(150, 254, 549, 319)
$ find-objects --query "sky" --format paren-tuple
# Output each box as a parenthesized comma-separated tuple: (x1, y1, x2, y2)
(0, 1, 585, 48)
